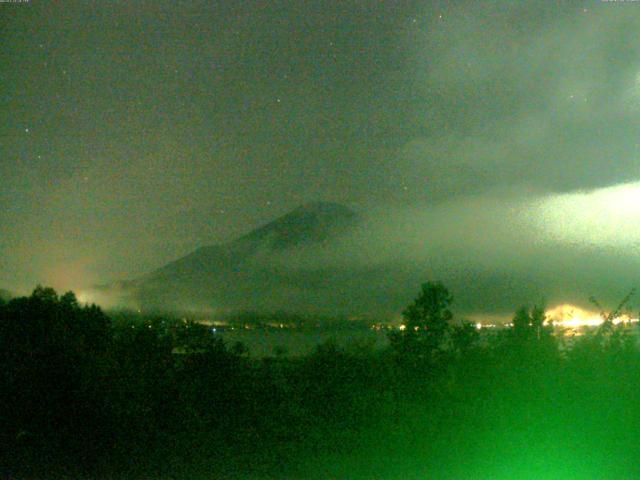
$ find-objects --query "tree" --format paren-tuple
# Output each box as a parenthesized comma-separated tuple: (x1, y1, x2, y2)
(31, 284, 58, 304)
(512, 305, 549, 341)
(451, 321, 480, 354)
(512, 306, 531, 338)
(390, 281, 453, 358)
(0, 286, 115, 466)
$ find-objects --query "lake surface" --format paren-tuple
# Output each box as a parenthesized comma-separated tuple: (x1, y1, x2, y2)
(217, 328, 390, 357)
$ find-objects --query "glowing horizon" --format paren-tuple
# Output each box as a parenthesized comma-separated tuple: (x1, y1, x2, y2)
(545, 303, 638, 328)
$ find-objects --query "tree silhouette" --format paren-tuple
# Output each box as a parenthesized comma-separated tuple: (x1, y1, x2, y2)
(390, 281, 453, 358)
(451, 320, 480, 354)
(512, 304, 549, 341)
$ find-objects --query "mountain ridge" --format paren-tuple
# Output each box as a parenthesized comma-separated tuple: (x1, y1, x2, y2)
(148, 201, 358, 280)
(117, 201, 369, 314)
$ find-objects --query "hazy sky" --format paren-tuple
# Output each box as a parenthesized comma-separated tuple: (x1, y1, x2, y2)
(2, 1, 640, 312)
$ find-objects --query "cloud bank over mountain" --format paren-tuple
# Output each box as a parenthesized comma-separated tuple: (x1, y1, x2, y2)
(86, 185, 640, 319)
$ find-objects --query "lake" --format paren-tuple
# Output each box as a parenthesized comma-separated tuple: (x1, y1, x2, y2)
(217, 327, 391, 357)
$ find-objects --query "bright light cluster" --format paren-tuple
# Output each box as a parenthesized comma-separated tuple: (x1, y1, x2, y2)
(544, 303, 638, 328)
(468, 304, 639, 330)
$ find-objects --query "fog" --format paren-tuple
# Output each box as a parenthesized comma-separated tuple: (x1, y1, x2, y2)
(258, 183, 640, 317)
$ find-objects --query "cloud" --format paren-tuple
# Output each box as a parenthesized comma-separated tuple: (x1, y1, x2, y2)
(263, 183, 640, 316)
(3, 0, 640, 316)
(393, 2, 640, 200)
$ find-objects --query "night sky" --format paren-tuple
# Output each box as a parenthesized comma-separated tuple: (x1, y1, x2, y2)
(3, 1, 640, 314)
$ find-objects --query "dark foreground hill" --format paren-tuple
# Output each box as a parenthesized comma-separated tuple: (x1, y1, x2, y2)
(4, 286, 640, 480)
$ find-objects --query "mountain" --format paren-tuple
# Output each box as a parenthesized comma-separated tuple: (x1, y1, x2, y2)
(115, 201, 389, 314)
(150, 201, 358, 281)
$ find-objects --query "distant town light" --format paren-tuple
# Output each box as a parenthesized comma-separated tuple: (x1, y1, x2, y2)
(545, 304, 639, 328)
